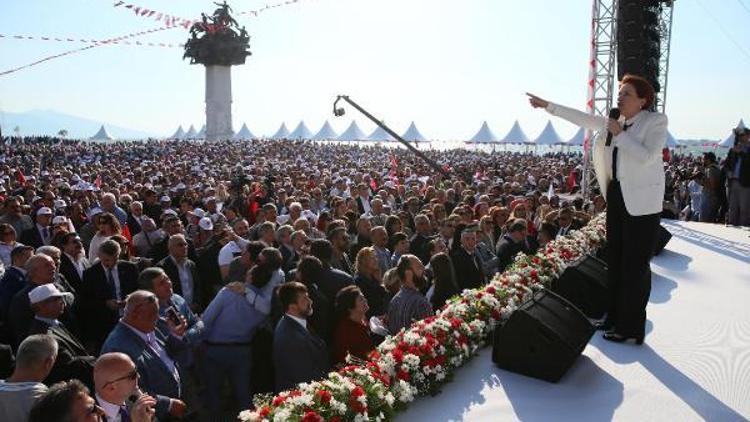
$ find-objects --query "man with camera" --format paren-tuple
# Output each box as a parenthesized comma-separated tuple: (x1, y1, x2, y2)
(725, 128, 750, 226)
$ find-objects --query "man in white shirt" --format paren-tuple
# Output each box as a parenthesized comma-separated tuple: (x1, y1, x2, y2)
(217, 219, 251, 279)
(94, 352, 156, 422)
(0, 334, 57, 422)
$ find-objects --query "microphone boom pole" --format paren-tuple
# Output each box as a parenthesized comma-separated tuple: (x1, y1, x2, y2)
(333, 95, 449, 176)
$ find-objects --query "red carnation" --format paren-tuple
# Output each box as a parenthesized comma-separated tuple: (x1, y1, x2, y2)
(397, 368, 411, 381)
(486, 286, 496, 295)
(259, 405, 271, 417)
(392, 349, 404, 363)
(317, 389, 332, 404)
(301, 410, 323, 422)
(272, 395, 286, 407)
(351, 386, 365, 397)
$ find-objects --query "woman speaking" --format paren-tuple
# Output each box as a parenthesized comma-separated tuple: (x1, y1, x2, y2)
(528, 74, 667, 345)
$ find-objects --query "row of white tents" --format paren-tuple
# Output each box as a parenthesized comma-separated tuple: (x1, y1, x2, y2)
(90, 118, 748, 147)
(166, 119, 683, 146)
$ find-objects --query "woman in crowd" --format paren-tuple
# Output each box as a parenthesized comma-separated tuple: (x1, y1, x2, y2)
(332, 285, 374, 365)
(87, 212, 121, 262)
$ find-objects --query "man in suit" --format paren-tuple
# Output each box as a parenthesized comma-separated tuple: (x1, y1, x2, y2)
(80, 240, 139, 351)
(126, 201, 146, 236)
(450, 227, 486, 290)
(149, 215, 199, 265)
(495, 219, 530, 275)
(348, 217, 372, 261)
(20, 206, 54, 249)
(309, 239, 354, 305)
(8, 254, 76, 348)
(409, 214, 434, 265)
(553, 207, 585, 238)
(355, 183, 372, 215)
(273, 282, 330, 393)
(93, 352, 157, 422)
(0, 245, 34, 322)
(157, 234, 203, 312)
(101, 290, 187, 420)
(26, 284, 95, 388)
(58, 233, 89, 294)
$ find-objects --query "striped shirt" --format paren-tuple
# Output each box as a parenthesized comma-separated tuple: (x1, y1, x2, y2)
(387, 286, 433, 334)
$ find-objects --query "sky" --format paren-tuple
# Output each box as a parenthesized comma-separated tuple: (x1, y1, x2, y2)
(0, 0, 749, 140)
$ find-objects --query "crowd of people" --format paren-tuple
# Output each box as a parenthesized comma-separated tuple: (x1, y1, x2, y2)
(0, 134, 744, 421)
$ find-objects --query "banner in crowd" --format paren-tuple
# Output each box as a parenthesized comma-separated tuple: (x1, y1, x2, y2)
(239, 215, 608, 421)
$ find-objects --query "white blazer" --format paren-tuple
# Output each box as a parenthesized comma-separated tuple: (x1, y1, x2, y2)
(546, 102, 667, 216)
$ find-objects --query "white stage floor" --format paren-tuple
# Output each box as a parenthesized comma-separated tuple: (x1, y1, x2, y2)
(399, 220, 750, 421)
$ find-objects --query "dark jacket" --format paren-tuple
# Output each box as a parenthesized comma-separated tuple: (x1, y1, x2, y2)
(409, 233, 432, 265)
(7, 280, 77, 348)
(19, 226, 45, 249)
(79, 261, 139, 349)
(28, 318, 95, 388)
(354, 274, 390, 318)
(157, 256, 204, 309)
(272, 315, 330, 393)
(126, 213, 143, 235)
(450, 247, 486, 290)
(725, 148, 750, 187)
(59, 254, 89, 294)
(0, 267, 27, 321)
(495, 235, 528, 274)
(318, 266, 354, 305)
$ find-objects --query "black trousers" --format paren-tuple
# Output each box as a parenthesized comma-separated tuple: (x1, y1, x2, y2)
(605, 181, 661, 337)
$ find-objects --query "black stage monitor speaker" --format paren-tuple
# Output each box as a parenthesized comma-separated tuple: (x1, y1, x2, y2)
(551, 254, 609, 319)
(492, 289, 595, 383)
(653, 225, 672, 256)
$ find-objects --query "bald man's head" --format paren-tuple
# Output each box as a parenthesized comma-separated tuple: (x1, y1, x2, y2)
(94, 353, 138, 403)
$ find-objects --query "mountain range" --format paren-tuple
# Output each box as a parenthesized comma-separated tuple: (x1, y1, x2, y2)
(0, 109, 158, 139)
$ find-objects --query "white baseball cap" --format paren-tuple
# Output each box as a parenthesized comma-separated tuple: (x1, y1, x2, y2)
(52, 216, 69, 226)
(198, 217, 214, 231)
(189, 208, 206, 219)
(37, 207, 54, 216)
(28, 284, 73, 305)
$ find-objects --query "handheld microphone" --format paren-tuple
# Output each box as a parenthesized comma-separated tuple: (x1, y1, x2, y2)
(605, 108, 620, 146)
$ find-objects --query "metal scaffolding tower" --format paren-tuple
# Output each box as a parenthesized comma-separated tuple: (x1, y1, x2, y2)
(582, 0, 618, 199)
(655, 1, 675, 113)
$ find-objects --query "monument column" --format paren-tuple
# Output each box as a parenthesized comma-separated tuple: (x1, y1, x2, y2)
(205, 65, 234, 141)
(182, 2, 250, 142)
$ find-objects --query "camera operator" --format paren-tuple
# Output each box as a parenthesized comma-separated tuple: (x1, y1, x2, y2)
(725, 128, 750, 226)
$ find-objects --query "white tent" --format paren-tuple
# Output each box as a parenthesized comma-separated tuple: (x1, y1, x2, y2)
(196, 125, 206, 139)
(499, 120, 530, 144)
(170, 125, 185, 140)
(665, 131, 681, 148)
(565, 127, 586, 146)
(468, 121, 499, 144)
(719, 119, 746, 147)
(311, 120, 339, 140)
(271, 123, 290, 140)
(184, 125, 198, 139)
(366, 125, 395, 142)
(337, 121, 367, 141)
(288, 121, 313, 139)
(233, 123, 255, 140)
(401, 121, 429, 142)
(532, 121, 563, 145)
(89, 125, 114, 141)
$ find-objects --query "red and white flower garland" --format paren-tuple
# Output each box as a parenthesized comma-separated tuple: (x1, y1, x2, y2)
(240, 214, 607, 422)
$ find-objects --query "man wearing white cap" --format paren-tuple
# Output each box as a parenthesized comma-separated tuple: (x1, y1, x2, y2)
(20, 207, 54, 249)
(27, 284, 95, 388)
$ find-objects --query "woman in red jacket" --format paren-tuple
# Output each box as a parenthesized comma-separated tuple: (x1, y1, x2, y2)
(332, 286, 374, 365)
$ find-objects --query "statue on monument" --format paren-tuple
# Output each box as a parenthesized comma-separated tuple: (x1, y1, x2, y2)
(183, 2, 250, 66)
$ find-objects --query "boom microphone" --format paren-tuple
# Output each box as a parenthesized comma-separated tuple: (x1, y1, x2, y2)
(605, 108, 620, 146)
